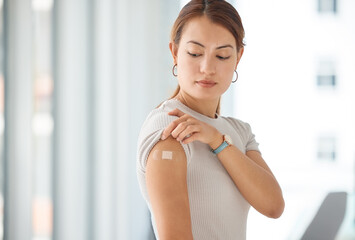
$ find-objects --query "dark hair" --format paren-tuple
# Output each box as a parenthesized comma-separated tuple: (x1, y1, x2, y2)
(171, 0, 245, 50)
(169, 0, 245, 114)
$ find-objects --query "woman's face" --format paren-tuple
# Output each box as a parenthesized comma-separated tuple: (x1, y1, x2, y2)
(171, 15, 243, 101)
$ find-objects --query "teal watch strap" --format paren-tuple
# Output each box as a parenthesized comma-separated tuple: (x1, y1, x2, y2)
(212, 141, 229, 154)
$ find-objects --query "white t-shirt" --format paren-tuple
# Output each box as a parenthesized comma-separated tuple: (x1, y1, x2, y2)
(136, 99, 260, 240)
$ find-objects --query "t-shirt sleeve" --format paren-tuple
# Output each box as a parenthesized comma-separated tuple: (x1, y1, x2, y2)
(227, 117, 261, 153)
(136, 109, 191, 173)
(243, 122, 261, 153)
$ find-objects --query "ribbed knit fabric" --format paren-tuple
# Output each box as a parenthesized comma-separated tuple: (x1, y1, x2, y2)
(136, 99, 260, 240)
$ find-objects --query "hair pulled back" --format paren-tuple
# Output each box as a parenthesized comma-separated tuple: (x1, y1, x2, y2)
(171, 0, 245, 50)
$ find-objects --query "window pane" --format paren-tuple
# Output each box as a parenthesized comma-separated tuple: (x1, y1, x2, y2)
(317, 60, 337, 88)
(317, 136, 337, 161)
(317, 75, 336, 87)
(318, 0, 337, 13)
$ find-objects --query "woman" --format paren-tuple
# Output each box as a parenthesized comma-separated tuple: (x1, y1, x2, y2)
(137, 0, 285, 239)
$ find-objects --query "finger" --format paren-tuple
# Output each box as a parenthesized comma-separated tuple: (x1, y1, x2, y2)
(161, 116, 187, 140)
(169, 117, 199, 140)
(173, 122, 197, 141)
(182, 132, 201, 144)
(168, 108, 185, 118)
(176, 124, 201, 142)
(161, 115, 192, 140)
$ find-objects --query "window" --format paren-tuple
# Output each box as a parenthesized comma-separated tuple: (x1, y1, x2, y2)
(317, 60, 337, 88)
(317, 75, 336, 87)
(317, 136, 337, 161)
(318, 0, 337, 13)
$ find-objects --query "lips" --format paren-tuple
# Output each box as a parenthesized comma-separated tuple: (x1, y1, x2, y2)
(196, 80, 216, 88)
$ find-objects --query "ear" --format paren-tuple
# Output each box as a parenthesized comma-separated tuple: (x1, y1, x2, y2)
(169, 42, 179, 64)
(235, 47, 244, 69)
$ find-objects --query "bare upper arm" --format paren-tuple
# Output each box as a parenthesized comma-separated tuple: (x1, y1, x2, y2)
(146, 136, 193, 240)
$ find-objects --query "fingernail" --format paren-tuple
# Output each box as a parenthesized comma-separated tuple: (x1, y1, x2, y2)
(161, 134, 166, 140)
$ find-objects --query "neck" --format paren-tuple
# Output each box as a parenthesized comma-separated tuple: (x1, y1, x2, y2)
(175, 92, 219, 118)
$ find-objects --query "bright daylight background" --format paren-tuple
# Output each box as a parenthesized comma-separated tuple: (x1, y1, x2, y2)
(1, 0, 354, 239)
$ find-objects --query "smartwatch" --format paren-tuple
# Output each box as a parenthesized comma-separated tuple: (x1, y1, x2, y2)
(212, 135, 233, 154)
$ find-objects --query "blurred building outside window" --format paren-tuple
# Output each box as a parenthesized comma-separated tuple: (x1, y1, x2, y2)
(318, 0, 337, 13)
(317, 135, 337, 162)
(317, 60, 337, 88)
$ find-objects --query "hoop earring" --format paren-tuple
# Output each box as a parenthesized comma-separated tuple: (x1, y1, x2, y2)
(232, 70, 238, 83)
(172, 64, 178, 77)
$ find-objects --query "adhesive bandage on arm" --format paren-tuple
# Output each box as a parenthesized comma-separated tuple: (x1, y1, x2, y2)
(151, 149, 185, 161)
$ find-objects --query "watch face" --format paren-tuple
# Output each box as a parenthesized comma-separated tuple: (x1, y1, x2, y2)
(224, 135, 233, 145)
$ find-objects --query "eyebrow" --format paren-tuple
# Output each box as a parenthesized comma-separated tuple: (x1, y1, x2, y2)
(187, 40, 234, 50)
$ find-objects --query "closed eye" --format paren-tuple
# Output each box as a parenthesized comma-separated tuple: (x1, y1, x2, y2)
(217, 56, 230, 60)
(187, 52, 202, 57)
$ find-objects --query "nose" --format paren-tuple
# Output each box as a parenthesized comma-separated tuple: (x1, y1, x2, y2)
(200, 56, 216, 76)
